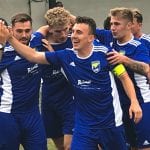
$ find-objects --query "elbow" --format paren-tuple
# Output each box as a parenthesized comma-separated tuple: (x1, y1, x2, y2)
(144, 63, 150, 76)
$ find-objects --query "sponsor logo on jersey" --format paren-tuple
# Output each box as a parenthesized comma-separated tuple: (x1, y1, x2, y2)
(27, 64, 39, 74)
(77, 80, 91, 86)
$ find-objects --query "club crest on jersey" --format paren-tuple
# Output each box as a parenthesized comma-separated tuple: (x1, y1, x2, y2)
(119, 50, 125, 55)
(91, 61, 100, 73)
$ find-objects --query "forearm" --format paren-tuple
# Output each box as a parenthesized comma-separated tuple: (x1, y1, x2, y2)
(146, 65, 150, 84)
(36, 25, 49, 37)
(8, 36, 48, 64)
(123, 56, 149, 76)
(119, 72, 143, 123)
(119, 72, 139, 104)
(8, 36, 36, 62)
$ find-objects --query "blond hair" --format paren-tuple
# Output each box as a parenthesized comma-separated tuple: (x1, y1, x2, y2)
(44, 7, 71, 28)
(110, 7, 133, 23)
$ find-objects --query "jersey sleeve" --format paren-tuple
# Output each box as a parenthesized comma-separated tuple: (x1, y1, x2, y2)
(45, 50, 64, 67)
(133, 43, 150, 64)
(29, 32, 45, 51)
(96, 28, 113, 47)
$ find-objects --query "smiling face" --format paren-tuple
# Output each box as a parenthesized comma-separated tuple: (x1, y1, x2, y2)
(71, 23, 94, 52)
(12, 21, 32, 45)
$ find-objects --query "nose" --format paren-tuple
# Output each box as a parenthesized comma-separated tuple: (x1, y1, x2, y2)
(71, 30, 77, 38)
(110, 24, 115, 31)
(61, 30, 68, 37)
(22, 31, 27, 37)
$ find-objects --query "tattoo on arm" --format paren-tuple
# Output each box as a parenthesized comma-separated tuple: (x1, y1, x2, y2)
(126, 60, 148, 75)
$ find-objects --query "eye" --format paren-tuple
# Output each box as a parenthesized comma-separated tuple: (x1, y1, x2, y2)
(16, 29, 23, 33)
(25, 29, 31, 33)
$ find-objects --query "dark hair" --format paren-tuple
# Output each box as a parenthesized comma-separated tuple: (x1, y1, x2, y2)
(0, 17, 8, 26)
(132, 9, 143, 23)
(11, 13, 32, 26)
(55, 1, 63, 7)
(75, 16, 96, 36)
(103, 16, 111, 30)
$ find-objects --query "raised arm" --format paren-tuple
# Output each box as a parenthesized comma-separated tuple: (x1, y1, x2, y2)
(0, 21, 49, 65)
(8, 36, 48, 64)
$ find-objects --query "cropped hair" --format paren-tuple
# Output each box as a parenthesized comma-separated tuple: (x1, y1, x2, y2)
(132, 8, 143, 23)
(11, 13, 32, 26)
(55, 1, 63, 7)
(44, 7, 71, 27)
(103, 16, 111, 30)
(75, 16, 96, 36)
(110, 7, 133, 23)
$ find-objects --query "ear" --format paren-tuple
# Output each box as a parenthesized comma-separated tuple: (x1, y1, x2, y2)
(88, 34, 95, 43)
(8, 26, 13, 35)
(139, 22, 142, 28)
(127, 21, 133, 30)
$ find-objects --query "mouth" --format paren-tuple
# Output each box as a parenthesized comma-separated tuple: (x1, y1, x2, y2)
(112, 32, 118, 36)
(20, 39, 28, 44)
(72, 41, 79, 47)
(56, 37, 67, 43)
(20, 38, 28, 42)
(72, 39, 79, 44)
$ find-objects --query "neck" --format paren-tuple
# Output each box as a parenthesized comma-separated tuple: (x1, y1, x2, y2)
(77, 44, 93, 58)
(134, 32, 143, 39)
(118, 33, 133, 44)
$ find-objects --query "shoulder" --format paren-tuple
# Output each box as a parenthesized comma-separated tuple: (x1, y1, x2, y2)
(31, 32, 44, 41)
(141, 34, 150, 42)
(29, 32, 44, 48)
(4, 43, 15, 52)
(93, 39, 109, 54)
(129, 39, 141, 47)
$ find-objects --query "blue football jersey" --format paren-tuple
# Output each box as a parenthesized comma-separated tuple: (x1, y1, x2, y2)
(45, 44, 123, 129)
(96, 28, 113, 48)
(96, 29, 150, 105)
(0, 37, 42, 113)
(32, 32, 73, 104)
(139, 34, 150, 56)
(112, 37, 150, 104)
